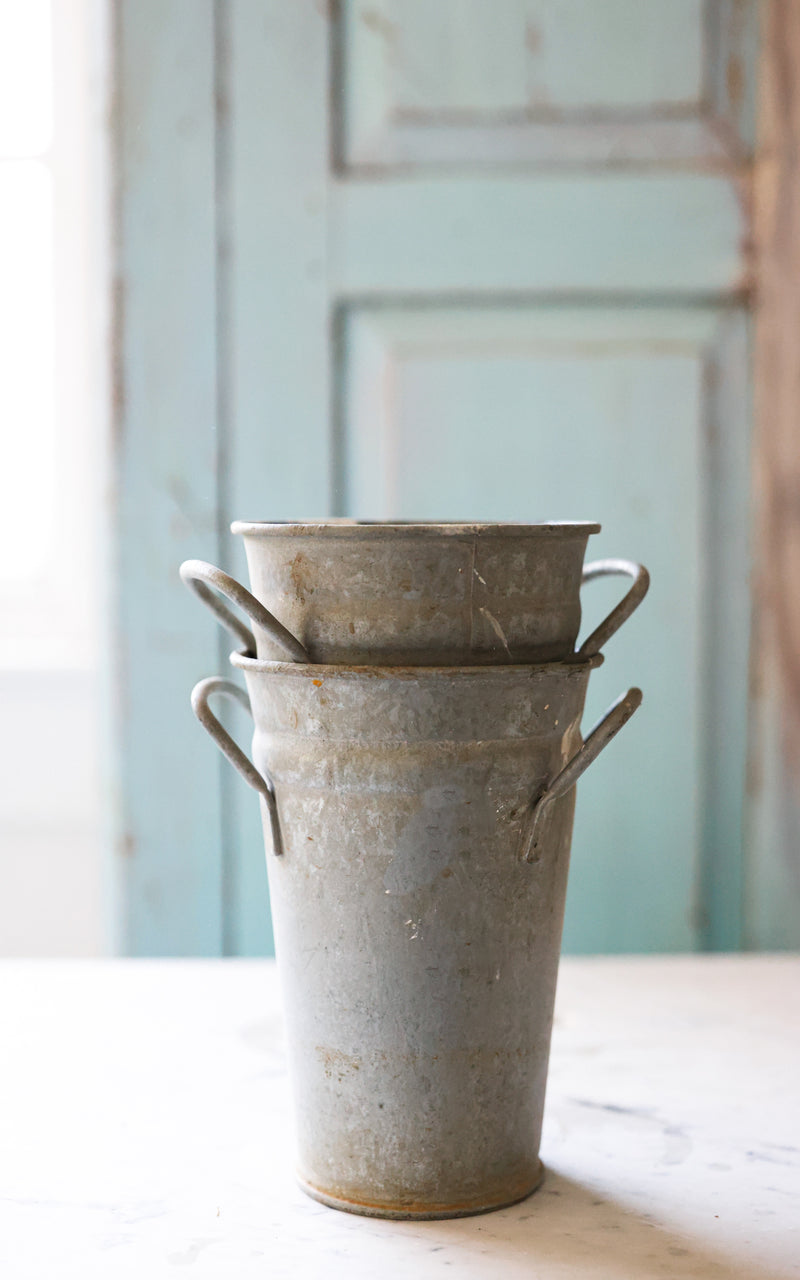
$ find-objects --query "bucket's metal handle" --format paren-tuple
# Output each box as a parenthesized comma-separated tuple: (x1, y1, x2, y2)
(190, 676, 284, 856)
(577, 560, 650, 658)
(180, 560, 309, 663)
(520, 687, 642, 864)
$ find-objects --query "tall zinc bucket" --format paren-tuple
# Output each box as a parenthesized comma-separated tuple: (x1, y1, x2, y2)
(192, 655, 641, 1219)
(180, 521, 649, 665)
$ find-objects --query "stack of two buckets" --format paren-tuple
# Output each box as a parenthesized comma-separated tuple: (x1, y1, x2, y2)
(181, 522, 649, 1220)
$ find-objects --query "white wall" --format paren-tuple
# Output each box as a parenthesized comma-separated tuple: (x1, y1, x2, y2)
(0, 0, 108, 955)
(0, 672, 104, 955)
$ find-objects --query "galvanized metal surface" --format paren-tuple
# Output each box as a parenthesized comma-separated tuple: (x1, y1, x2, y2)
(180, 560, 309, 663)
(191, 656, 642, 1218)
(181, 521, 648, 665)
(190, 679, 284, 859)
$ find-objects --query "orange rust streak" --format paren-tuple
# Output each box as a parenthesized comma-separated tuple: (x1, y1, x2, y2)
(298, 1163, 544, 1219)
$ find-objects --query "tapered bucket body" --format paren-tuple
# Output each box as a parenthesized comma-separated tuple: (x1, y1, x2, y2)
(233, 520, 600, 664)
(232, 654, 602, 1217)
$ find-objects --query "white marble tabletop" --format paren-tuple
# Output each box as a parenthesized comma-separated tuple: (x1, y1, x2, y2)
(0, 956, 797, 1279)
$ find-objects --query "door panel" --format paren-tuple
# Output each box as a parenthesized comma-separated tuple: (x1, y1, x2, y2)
(341, 0, 756, 166)
(341, 304, 748, 950)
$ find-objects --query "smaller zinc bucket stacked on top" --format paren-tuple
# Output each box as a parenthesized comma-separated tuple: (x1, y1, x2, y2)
(181, 522, 648, 1220)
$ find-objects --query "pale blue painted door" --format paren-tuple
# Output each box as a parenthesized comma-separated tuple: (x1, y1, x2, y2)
(113, 1, 760, 954)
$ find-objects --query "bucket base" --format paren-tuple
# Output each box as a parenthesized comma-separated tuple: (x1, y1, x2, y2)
(297, 1161, 545, 1221)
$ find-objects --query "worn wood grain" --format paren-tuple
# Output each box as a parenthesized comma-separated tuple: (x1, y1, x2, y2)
(342, 0, 758, 169)
(330, 174, 749, 296)
(224, 0, 333, 954)
(111, 1, 223, 954)
(749, 0, 800, 946)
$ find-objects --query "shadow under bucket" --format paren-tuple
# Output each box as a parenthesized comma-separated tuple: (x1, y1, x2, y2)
(192, 655, 641, 1219)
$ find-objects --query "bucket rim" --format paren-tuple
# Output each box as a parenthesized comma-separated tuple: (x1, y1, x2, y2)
(229, 650, 604, 677)
(231, 519, 601, 539)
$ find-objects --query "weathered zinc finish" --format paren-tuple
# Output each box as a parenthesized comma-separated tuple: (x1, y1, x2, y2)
(182, 522, 648, 665)
(191, 656, 641, 1217)
(235, 521, 592, 664)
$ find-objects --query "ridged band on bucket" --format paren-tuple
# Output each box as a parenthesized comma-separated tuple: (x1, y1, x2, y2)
(190, 655, 642, 1218)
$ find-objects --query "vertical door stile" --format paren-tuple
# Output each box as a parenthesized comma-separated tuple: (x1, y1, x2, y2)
(749, 1, 800, 948)
(112, 1, 223, 954)
(225, 0, 333, 952)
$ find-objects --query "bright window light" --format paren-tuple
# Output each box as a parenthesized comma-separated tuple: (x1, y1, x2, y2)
(0, 0, 55, 582)
(0, 0, 52, 156)
(0, 162, 55, 581)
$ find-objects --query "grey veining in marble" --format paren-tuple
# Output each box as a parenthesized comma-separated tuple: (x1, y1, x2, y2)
(0, 956, 797, 1279)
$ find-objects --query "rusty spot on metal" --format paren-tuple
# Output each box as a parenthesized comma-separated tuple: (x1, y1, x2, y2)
(315, 1045, 361, 1082)
(289, 551, 313, 604)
